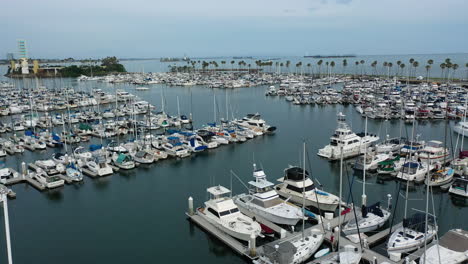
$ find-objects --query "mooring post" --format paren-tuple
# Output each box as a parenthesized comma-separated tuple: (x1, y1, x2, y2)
(21, 162, 26, 177)
(249, 233, 256, 257)
(188, 196, 194, 216)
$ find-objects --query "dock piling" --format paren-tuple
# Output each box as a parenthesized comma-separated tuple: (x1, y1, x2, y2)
(249, 233, 256, 257)
(21, 162, 26, 176)
(188, 197, 194, 216)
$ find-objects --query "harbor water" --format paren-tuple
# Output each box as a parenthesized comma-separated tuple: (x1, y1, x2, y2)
(0, 59, 467, 263)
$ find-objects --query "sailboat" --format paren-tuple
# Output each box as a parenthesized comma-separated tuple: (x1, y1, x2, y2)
(343, 117, 391, 235)
(310, 141, 362, 264)
(253, 143, 325, 264)
(419, 228, 468, 264)
(388, 122, 438, 257)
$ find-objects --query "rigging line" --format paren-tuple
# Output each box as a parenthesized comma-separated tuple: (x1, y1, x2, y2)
(345, 164, 364, 251)
(387, 180, 401, 241)
(304, 143, 325, 232)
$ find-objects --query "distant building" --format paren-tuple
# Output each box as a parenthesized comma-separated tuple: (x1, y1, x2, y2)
(6, 53, 14, 60)
(17, 39, 29, 74)
(17, 39, 28, 58)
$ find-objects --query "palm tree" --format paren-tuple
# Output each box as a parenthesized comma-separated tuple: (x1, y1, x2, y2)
(446, 62, 453, 82)
(317, 60, 323, 77)
(230, 60, 235, 71)
(412, 61, 419, 79)
(286, 60, 291, 74)
(465, 62, 468, 80)
(400, 63, 406, 79)
(307, 63, 311, 75)
(280, 62, 284, 74)
(342, 59, 348, 75)
(325, 61, 329, 77)
(452, 64, 459, 82)
(383, 62, 388, 77)
(425, 65, 431, 82)
(388, 62, 393, 79)
(330, 61, 335, 78)
(355, 61, 359, 76)
(440, 63, 446, 79)
(371, 61, 378, 75)
(359, 60, 365, 76)
(396, 60, 401, 77)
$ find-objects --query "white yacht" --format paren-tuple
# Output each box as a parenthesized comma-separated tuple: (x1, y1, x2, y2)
(32, 169, 65, 188)
(310, 244, 362, 264)
(342, 202, 391, 235)
(417, 140, 451, 164)
(419, 229, 468, 264)
(112, 153, 135, 170)
(453, 121, 468, 137)
(234, 164, 305, 226)
(318, 113, 379, 160)
(387, 213, 437, 255)
(233, 113, 276, 134)
(132, 150, 155, 164)
(449, 177, 468, 197)
(0, 168, 19, 184)
(197, 185, 262, 242)
(86, 155, 113, 176)
(396, 161, 432, 182)
(353, 152, 389, 171)
(375, 136, 405, 154)
(275, 167, 340, 211)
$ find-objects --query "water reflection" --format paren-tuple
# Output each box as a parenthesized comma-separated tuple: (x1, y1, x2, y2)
(450, 195, 467, 207)
(44, 188, 64, 201)
(92, 176, 111, 190)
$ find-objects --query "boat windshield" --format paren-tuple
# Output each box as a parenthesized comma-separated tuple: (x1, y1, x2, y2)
(286, 184, 315, 193)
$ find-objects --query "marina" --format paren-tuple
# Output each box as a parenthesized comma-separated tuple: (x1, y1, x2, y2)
(0, 60, 467, 263)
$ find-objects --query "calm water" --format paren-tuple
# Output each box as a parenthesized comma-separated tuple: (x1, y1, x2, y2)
(0, 59, 467, 263)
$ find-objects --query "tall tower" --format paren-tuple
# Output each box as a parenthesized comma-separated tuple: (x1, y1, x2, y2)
(17, 39, 29, 74)
(17, 39, 28, 58)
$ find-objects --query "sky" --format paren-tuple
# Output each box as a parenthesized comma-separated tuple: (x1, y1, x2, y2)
(1, 0, 468, 58)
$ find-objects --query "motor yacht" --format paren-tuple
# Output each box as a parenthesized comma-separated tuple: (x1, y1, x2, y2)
(197, 185, 262, 242)
(234, 164, 305, 226)
(318, 113, 379, 160)
(449, 177, 468, 197)
(396, 161, 432, 182)
(275, 166, 340, 211)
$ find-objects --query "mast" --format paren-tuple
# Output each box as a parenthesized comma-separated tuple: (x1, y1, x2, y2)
(423, 152, 431, 264)
(0, 187, 13, 264)
(404, 117, 416, 219)
(302, 141, 306, 241)
(337, 143, 344, 257)
(362, 116, 368, 206)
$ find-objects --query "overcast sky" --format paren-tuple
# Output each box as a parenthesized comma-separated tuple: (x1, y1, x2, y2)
(2, 0, 467, 58)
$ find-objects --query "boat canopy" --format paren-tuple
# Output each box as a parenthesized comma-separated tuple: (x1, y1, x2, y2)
(116, 154, 129, 163)
(362, 202, 384, 218)
(89, 144, 102, 151)
(403, 162, 419, 168)
(284, 167, 309, 181)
